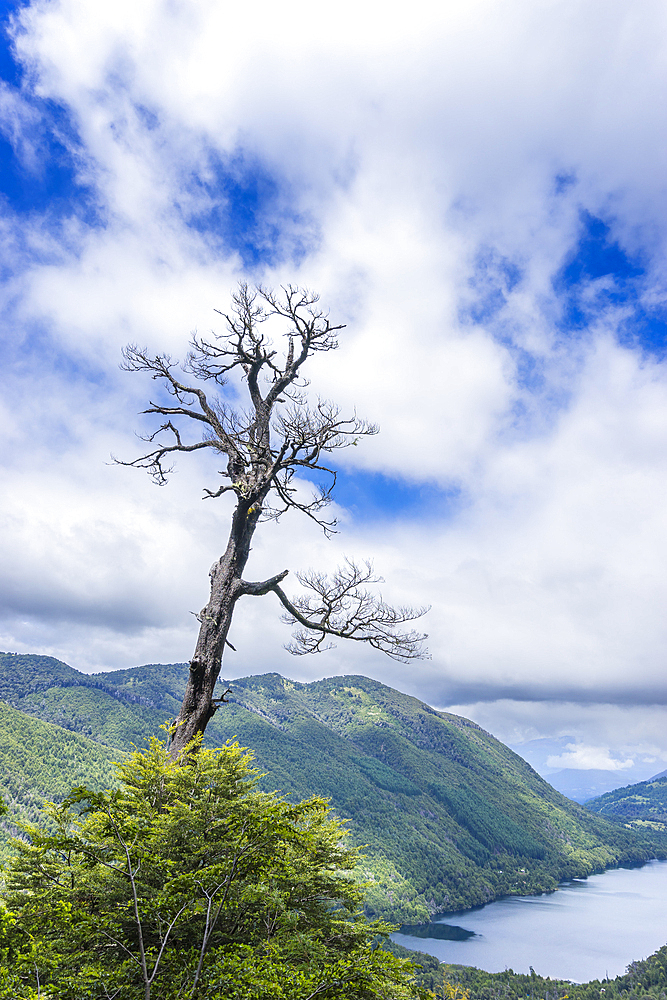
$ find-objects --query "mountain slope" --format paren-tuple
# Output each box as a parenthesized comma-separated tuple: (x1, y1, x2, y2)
(0, 700, 120, 852)
(586, 775, 667, 830)
(0, 652, 662, 920)
(399, 941, 667, 1000)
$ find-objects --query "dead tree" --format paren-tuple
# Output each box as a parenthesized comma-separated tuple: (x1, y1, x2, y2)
(118, 284, 429, 756)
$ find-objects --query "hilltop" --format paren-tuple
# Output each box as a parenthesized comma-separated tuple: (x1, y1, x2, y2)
(0, 651, 663, 921)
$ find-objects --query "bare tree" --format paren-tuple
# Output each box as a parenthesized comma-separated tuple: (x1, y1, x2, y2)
(118, 283, 429, 756)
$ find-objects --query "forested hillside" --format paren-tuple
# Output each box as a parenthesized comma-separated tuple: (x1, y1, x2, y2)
(390, 941, 667, 999)
(0, 701, 119, 850)
(586, 775, 667, 830)
(0, 652, 664, 922)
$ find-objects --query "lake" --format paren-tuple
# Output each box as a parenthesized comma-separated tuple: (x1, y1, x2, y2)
(392, 860, 667, 983)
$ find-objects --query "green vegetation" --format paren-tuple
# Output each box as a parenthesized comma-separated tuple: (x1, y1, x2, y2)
(437, 943, 667, 1000)
(1, 652, 667, 997)
(0, 737, 427, 999)
(0, 701, 119, 853)
(386, 942, 667, 1000)
(586, 777, 667, 832)
(1, 652, 665, 922)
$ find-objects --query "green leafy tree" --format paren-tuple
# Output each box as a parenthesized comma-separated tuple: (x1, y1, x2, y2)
(0, 737, 428, 999)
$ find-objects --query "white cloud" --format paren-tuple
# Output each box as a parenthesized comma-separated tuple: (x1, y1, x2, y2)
(437, 699, 667, 774)
(0, 80, 42, 172)
(545, 744, 634, 772)
(0, 0, 666, 770)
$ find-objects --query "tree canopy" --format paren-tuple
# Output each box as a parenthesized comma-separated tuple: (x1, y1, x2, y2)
(0, 736, 428, 999)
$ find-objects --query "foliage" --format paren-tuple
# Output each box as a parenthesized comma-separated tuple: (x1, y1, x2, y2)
(432, 943, 667, 1000)
(386, 940, 667, 1000)
(0, 700, 119, 856)
(0, 736, 428, 999)
(190, 674, 667, 917)
(586, 778, 667, 831)
(2, 656, 667, 997)
(2, 654, 665, 923)
(438, 982, 471, 1000)
(384, 941, 448, 992)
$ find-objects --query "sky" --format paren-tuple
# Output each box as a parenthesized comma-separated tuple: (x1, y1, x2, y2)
(1, 0, 667, 784)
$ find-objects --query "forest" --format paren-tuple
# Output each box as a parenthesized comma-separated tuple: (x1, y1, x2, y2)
(388, 941, 667, 1000)
(1, 653, 667, 997)
(1, 718, 667, 999)
(2, 653, 665, 923)
(586, 778, 667, 830)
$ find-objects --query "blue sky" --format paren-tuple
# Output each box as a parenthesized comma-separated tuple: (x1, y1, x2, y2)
(1, 0, 667, 778)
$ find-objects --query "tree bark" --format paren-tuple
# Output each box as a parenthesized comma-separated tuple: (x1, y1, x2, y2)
(170, 500, 261, 757)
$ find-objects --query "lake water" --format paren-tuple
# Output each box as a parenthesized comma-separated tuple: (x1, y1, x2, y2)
(392, 860, 667, 983)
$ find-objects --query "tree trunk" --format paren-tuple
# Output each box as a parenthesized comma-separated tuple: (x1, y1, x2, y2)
(170, 501, 260, 757)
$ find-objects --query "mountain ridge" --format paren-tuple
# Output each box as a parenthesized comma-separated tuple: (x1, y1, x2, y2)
(0, 651, 664, 922)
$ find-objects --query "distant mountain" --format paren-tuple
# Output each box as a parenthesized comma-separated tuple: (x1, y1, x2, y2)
(542, 768, 643, 804)
(0, 651, 663, 922)
(586, 775, 667, 830)
(507, 737, 661, 803)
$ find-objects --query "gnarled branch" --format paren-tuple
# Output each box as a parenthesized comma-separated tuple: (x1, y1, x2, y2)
(116, 287, 376, 525)
(268, 558, 430, 663)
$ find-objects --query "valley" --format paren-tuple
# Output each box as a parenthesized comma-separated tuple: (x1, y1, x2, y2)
(1, 651, 664, 924)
